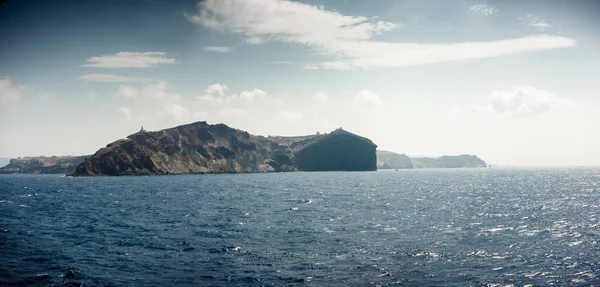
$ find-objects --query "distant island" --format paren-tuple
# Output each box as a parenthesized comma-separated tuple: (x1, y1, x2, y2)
(70, 121, 377, 176)
(0, 156, 89, 174)
(0, 122, 488, 175)
(377, 150, 487, 169)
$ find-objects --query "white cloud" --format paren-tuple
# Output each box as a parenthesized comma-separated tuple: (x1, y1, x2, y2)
(187, 0, 400, 44)
(198, 83, 232, 105)
(82, 52, 176, 68)
(112, 81, 208, 124)
(0, 78, 21, 106)
(141, 81, 181, 101)
(160, 103, 206, 123)
(277, 111, 303, 123)
(204, 83, 229, 97)
(239, 88, 267, 100)
(469, 4, 497, 16)
(354, 90, 383, 109)
(313, 92, 329, 104)
(521, 14, 552, 29)
(79, 74, 149, 83)
(188, 0, 575, 70)
(246, 37, 266, 45)
(116, 85, 138, 99)
(319, 61, 353, 70)
(114, 81, 180, 101)
(270, 61, 291, 64)
(471, 87, 577, 117)
(302, 64, 320, 70)
(198, 84, 267, 105)
(205, 46, 233, 53)
(117, 107, 132, 121)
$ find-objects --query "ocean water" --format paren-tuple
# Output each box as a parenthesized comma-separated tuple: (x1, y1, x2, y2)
(1, 168, 599, 286)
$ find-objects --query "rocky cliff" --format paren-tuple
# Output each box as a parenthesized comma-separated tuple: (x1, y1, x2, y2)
(0, 156, 89, 174)
(70, 122, 377, 176)
(377, 150, 487, 169)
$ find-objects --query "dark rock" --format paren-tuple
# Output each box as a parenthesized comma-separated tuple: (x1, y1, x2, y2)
(294, 129, 377, 171)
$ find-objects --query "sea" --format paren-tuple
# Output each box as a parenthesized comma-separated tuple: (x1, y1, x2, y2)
(1, 168, 599, 286)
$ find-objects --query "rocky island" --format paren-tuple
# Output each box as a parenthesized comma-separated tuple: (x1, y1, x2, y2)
(70, 121, 377, 176)
(377, 150, 488, 169)
(0, 156, 89, 174)
(0, 124, 488, 175)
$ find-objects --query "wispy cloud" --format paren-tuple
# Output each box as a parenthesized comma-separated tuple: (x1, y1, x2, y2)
(318, 61, 353, 70)
(79, 74, 149, 83)
(469, 4, 497, 16)
(354, 90, 383, 109)
(115, 80, 181, 102)
(113, 80, 205, 124)
(140, 81, 181, 101)
(0, 78, 21, 106)
(205, 46, 233, 53)
(474, 86, 576, 117)
(82, 52, 176, 68)
(521, 14, 552, 29)
(302, 64, 320, 70)
(246, 37, 265, 45)
(270, 61, 291, 64)
(198, 83, 268, 106)
(116, 85, 138, 99)
(117, 107, 132, 121)
(187, 0, 575, 70)
(239, 88, 267, 100)
(159, 103, 207, 123)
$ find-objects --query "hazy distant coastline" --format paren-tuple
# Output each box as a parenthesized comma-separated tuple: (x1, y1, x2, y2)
(377, 150, 488, 169)
(0, 122, 488, 175)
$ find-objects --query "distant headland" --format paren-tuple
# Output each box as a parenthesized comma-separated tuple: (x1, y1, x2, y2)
(0, 156, 89, 175)
(0, 121, 488, 175)
(376, 150, 488, 169)
(70, 121, 377, 176)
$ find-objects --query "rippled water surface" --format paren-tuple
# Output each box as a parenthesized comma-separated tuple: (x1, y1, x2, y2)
(1, 168, 600, 286)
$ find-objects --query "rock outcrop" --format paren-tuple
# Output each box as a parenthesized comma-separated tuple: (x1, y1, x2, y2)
(70, 122, 377, 176)
(0, 156, 89, 174)
(377, 150, 487, 169)
(294, 129, 377, 171)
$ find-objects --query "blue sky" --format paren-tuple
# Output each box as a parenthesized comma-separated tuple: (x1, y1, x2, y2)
(1, 0, 600, 166)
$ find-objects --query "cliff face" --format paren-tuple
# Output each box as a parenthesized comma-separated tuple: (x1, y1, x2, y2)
(0, 156, 89, 174)
(70, 122, 378, 176)
(377, 151, 487, 169)
(294, 130, 377, 171)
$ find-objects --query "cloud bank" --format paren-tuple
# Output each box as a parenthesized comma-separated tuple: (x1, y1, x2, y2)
(187, 0, 576, 70)
(80, 74, 149, 83)
(82, 52, 176, 68)
(0, 78, 21, 106)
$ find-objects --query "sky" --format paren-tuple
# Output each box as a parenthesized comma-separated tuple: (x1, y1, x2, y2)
(1, 0, 600, 166)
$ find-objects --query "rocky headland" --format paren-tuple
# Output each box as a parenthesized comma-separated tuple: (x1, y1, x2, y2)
(70, 121, 378, 176)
